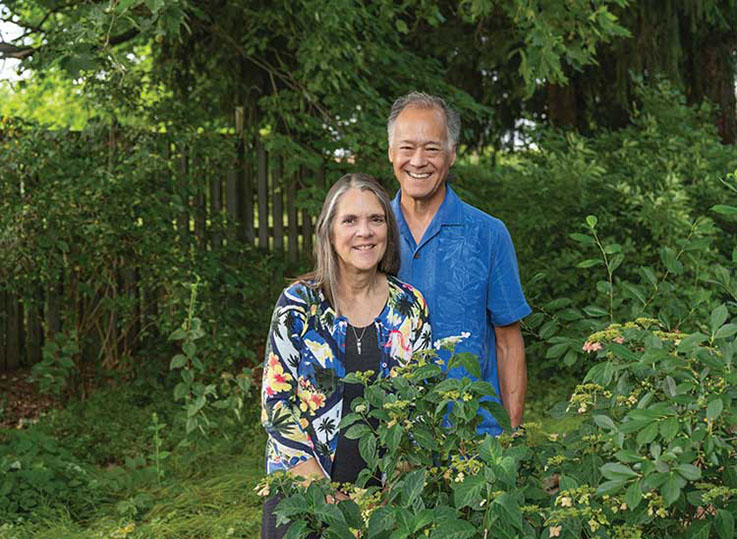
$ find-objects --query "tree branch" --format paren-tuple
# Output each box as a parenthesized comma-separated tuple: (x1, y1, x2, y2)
(0, 42, 34, 60)
(0, 28, 140, 62)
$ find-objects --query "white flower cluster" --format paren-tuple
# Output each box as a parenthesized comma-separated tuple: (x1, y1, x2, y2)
(433, 332, 471, 350)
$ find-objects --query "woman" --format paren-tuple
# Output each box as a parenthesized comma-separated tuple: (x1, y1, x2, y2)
(260, 173, 432, 538)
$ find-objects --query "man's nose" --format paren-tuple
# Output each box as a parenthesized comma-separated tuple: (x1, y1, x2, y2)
(409, 148, 427, 167)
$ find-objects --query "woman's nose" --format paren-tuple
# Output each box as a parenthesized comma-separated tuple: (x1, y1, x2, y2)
(357, 219, 373, 236)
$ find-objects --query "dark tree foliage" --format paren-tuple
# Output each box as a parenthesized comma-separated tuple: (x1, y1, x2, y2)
(543, 0, 737, 143)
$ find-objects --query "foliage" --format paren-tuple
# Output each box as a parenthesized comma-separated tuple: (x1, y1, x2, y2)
(168, 278, 255, 447)
(263, 307, 737, 537)
(1, 0, 631, 156)
(0, 117, 284, 397)
(455, 80, 737, 372)
(29, 330, 79, 399)
(0, 428, 101, 522)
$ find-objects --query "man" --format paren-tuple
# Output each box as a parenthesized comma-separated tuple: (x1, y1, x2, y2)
(388, 91, 531, 434)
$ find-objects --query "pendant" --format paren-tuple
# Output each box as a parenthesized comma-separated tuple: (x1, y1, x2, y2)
(357, 341, 362, 355)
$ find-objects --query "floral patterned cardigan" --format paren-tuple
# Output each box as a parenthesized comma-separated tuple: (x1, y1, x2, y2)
(261, 275, 432, 478)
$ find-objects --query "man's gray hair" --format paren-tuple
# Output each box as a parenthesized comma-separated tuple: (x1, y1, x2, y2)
(387, 91, 461, 150)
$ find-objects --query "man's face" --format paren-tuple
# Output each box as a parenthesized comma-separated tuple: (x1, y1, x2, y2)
(388, 105, 456, 206)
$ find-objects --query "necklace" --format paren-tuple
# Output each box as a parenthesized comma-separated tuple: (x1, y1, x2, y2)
(350, 324, 369, 355)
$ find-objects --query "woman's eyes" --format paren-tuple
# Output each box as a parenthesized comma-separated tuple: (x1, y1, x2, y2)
(340, 216, 385, 224)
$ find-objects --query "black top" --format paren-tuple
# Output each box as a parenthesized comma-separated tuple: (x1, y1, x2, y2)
(331, 322, 381, 487)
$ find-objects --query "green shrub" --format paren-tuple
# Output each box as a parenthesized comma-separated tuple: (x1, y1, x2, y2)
(262, 311, 737, 538)
(454, 80, 736, 374)
(0, 429, 100, 522)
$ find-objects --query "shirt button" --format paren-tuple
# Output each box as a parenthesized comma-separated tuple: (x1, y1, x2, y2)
(413, 252, 420, 259)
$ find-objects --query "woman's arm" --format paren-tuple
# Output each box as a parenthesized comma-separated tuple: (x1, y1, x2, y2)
(262, 293, 317, 473)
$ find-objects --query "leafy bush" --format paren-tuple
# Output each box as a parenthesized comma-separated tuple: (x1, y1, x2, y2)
(0, 429, 101, 522)
(261, 310, 737, 537)
(454, 80, 737, 373)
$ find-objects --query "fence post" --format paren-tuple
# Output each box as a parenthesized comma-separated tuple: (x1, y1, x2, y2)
(300, 166, 313, 260)
(26, 290, 43, 366)
(193, 151, 206, 245)
(272, 157, 284, 255)
(177, 147, 189, 241)
(6, 293, 21, 370)
(257, 138, 269, 249)
(0, 290, 6, 371)
(210, 169, 223, 250)
(287, 170, 299, 264)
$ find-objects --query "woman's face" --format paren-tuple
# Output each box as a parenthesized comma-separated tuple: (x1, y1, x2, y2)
(331, 188, 388, 276)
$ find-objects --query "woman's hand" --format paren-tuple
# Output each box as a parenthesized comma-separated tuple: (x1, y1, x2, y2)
(289, 457, 328, 487)
(325, 491, 350, 504)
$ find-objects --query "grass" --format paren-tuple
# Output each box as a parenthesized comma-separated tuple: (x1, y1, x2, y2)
(0, 383, 267, 539)
(0, 363, 582, 539)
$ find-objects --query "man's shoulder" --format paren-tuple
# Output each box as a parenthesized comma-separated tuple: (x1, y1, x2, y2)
(453, 193, 509, 237)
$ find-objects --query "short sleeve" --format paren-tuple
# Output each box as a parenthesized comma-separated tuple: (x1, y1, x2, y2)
(486, 222, 531, 327)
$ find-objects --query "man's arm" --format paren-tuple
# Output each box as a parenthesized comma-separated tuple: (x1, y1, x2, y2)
(495, 321, 527, 428)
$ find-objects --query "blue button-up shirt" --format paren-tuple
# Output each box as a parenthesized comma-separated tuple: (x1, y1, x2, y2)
(391, 186, 531, 434)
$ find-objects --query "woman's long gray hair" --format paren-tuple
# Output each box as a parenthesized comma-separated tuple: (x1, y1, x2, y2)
(299, 173, 400, 310)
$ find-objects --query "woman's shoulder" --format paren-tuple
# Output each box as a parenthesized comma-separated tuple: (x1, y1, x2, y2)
(275, 280, 323, 309)
(387, 275, 428, 309)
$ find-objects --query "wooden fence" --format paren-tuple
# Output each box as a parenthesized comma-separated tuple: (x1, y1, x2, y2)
(0, 111, 326, 372)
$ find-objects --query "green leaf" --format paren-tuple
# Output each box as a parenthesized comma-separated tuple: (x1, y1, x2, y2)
(577, 258, 603, 268)
(545, 343, 569, 359)
(636, 421, 659, 446)
(569, 232, 595, 245)
(395, 19, 409, 33)
(367, 506, 395, 535)
(711, 304, 729, 333)
(401, 469, 425, 507)
(183, 341, 196, 357)
(428, 518, 476, 539)
(624, 481, 642, 510)
(583, 305, 609, 317)
(453, 475, 485, 509)
(173, 382, 189, 400)
(586, 215, 598, 228)
(493, 492, 523, 530)
(686, 521, 712, 539)
(447, 353, 481, 379)
(662, 474, 681, 506)
(539, 320, 559, 339)
(675, 464, 701, 481)
(677, 332, 707, 353)
(707, 398, 723, 421)
(716, 509, 735, 539)
(622, 282, 646, 305)
(659, 417, 679, 441)
(600, 463, 638, 480)
(358, 433, 377, 467)
(168, 328, 187, 341)
(344, 423, 372, 440)
(593, 414, 617, 431)
(712, 204, 737, 215)
(717, 324, 737, 339)
(282, 520, 308, 539)
(169, 354, 187, 369)
(116, 0, 142, 13)
(609, 254, 624, 273)
(596, 479, 626, 495)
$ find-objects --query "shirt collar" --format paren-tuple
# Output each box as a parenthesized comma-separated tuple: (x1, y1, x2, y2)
(391, 183, 463, 228)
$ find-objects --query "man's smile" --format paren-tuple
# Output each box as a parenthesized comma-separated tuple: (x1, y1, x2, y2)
(405, 171, 432, 179)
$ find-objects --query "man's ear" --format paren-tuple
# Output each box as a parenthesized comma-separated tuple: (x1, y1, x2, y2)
(388, 145, 393, 163)
(450, 144, 457, 167)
